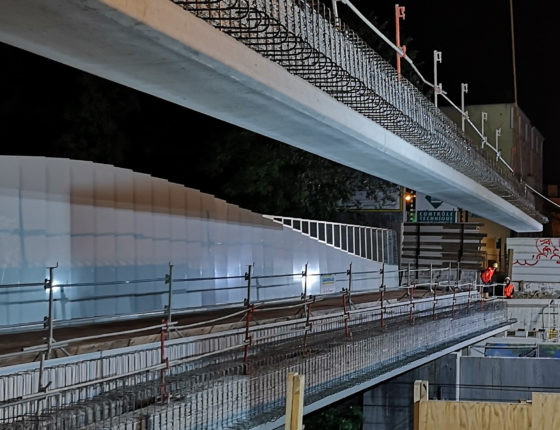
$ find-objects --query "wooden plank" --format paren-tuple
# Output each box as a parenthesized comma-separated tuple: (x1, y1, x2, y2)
(416, 391, 560, 430)
(290, 373, 305, 430)
(286, 372, 305, 430)
(404, 227, 486, 236)
(532, 393, 560, 429)
(285, 372, 295, 427)
(417, 400, 531, 430)
(402, 248, 485, 256)
(402, 249, 484, 255)
(402, 241, 484, 247)
(403, 231, 484, 237)
(400, 261, 483, 270)
(404, 222, 484, 229)
(402, 221, 486, 271)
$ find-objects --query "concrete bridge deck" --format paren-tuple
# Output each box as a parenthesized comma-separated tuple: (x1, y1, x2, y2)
(0, 291, 511, 429)
(0, 0, 543, 232)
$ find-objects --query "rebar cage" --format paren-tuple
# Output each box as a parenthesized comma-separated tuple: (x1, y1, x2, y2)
(174, 0, 545, 223)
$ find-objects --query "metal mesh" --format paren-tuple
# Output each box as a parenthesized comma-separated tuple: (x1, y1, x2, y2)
(0, 298, 509, 429)
(173, 0, 545, 223)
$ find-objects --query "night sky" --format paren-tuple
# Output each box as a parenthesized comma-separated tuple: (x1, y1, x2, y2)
(1, 0, 557, 185)
(362, 0, 555, 165)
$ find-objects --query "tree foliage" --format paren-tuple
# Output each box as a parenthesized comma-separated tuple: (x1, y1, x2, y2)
(192, 129, 397, 220)
(304, 400, 363, 430)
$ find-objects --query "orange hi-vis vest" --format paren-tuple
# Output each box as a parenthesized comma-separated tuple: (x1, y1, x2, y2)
(481, 267, 495, 284)
(504, 282, 514, 298)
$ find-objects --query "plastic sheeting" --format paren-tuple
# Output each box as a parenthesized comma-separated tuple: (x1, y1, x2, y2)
(0, 156, 398, 326)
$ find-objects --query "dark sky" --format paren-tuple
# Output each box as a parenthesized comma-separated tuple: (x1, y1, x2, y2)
(365, 1, 547, 111)
(361, 0, 556, 183)
(1, 0, 557, 184)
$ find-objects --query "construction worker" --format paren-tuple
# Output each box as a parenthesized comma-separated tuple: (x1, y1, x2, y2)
(504, 277, 514, 299)
(481, 262, 498, 298)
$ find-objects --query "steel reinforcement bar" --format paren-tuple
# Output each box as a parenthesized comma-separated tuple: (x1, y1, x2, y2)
(0, 296, 509, 429)
(172, 0, 544, 222)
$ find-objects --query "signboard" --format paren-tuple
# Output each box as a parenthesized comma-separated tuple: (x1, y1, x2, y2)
(416, 192, 457, 212)
(320, 274, 336, 294)
(417, 210, 456, 223)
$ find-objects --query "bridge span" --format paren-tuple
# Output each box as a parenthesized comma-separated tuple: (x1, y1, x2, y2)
(0, 156, 514, 429)
(0, 0, 545, 232)
(0, 288, 510, 429)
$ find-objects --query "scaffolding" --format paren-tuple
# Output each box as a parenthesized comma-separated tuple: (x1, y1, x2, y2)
(0, 263, 511, 429)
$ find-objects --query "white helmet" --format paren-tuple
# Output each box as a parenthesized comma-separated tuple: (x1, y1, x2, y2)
(505, 277, 510, 282)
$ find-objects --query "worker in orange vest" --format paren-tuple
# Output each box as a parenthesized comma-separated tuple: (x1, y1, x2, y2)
(504, 277, 514, 299)
(481, 262, 498, 298)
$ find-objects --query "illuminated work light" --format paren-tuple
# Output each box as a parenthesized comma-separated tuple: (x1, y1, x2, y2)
(403, 188, 416, 222)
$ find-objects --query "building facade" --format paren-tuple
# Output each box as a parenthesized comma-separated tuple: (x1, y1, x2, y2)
(442, 103, 544, 193)
(441, 103, 545, 268)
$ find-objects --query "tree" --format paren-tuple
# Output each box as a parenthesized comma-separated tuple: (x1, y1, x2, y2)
(304, 399, 363, 430)
(53, 74, 140, 165)
(192, 128, 397, 220)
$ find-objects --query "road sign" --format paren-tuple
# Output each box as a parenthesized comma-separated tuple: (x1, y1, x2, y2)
(417, 210, 456, 223)
(425, 195, 443, 209)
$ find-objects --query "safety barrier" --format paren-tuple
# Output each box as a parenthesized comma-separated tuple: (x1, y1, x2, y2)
(0, 295, 508, 429)
(263, 215, 397, 265)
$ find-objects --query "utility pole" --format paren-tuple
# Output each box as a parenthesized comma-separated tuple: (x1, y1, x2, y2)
(285, 372, 305, 430)
(509, 0, 522, 176)
(509, 0, 518, 108)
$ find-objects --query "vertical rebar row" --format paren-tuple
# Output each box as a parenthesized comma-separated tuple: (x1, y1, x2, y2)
(175, 0, 541, 220)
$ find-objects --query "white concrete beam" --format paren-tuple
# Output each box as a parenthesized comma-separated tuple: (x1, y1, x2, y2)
(254, 323, 512, 430)
(0, 0, 542, 232)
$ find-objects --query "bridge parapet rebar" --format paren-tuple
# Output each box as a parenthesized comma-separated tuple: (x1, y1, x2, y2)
(0, 290, 509, 429)
(174, 0, 545, 223)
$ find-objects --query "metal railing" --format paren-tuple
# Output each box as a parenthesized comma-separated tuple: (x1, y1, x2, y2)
(174, 0, 545, 223)
(0, 259, 500, 387)
(0, 261, 398, 333)
(0, 287, 509, 429)
(0, 257, 490, 337)
(263, 215, 397, 264)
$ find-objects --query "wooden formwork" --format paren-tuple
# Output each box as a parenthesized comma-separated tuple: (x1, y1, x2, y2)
(414, 380, 560, 430)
